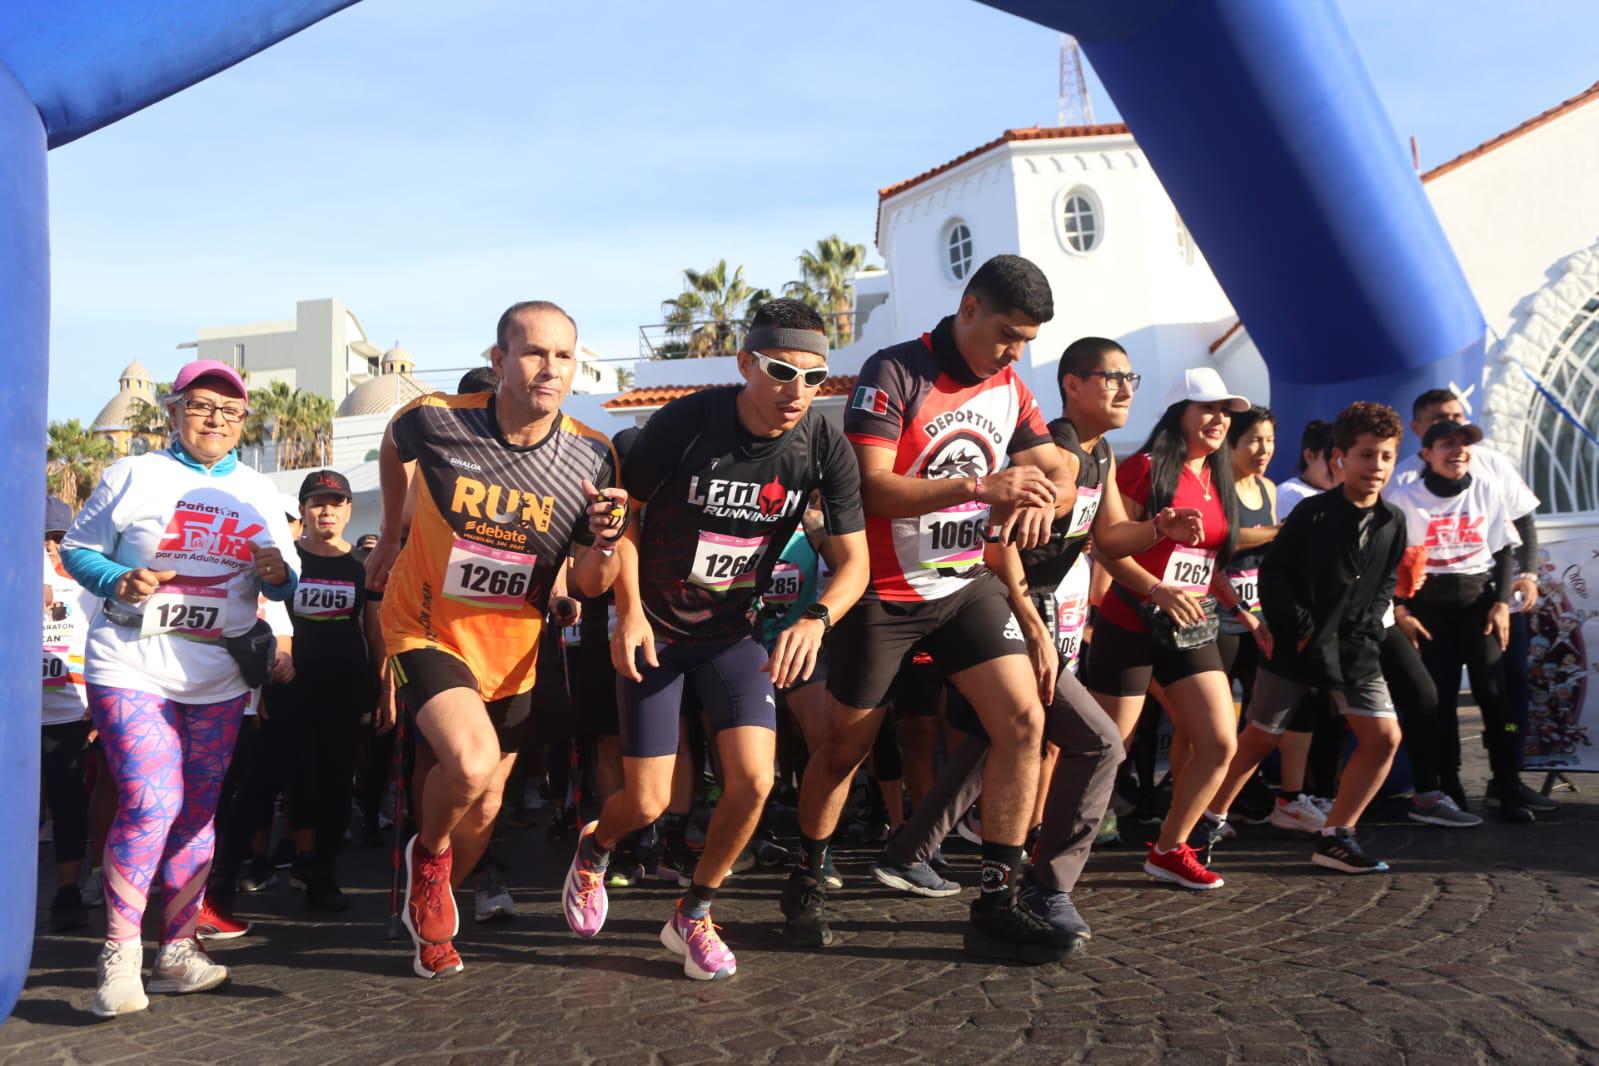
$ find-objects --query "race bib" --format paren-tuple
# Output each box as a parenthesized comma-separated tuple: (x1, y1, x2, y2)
(1162, 546, 1216, 595)
(689, 532, 768, 593)
(1065, 484, 1102, 539)
(141, 583, 226, 640)
(442, 539, 535, 610)
(561, 622, 582, 646)
(1228, 567, 1260, 614)
(42, 644, 69, 689)
(763, 561, 805, 606)
(1055, 593, 1089, 670)
(918, 502, 989, 570)
(294, 579, 356, 620)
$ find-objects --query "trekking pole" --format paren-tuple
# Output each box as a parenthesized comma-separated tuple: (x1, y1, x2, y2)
(552, 598, 583, 839)
(385, 697, 409, 941)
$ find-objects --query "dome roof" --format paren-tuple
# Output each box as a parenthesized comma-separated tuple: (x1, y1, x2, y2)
(119, 360, 151, 383)
(337, 371, 430, 418)
(92, 370, 159, 433)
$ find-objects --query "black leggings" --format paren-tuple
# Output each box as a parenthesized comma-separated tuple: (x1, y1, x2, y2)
(1408, 591, 1515, 788)
(41, 720, 91, 866)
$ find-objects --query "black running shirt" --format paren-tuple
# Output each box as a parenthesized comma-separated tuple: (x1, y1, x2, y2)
(622, 387, 864, 646)
(844, 316, 1051, 602)
(290, 544, 369, 674)
(1019, 418, 1111, 595)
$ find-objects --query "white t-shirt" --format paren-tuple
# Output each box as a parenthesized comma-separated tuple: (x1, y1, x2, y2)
(63, 450, 297, 704)
(43, 554, 99, 726)
(1392, 443, 1539, 519)
(1274, 477, 1323, 519)
(1386, 474, 1519, 578)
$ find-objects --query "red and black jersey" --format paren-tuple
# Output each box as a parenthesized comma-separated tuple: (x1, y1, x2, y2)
(622, 387, 864, 646)
(844, 316, 1050, 603)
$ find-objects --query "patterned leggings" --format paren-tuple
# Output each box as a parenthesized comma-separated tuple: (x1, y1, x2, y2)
(87, 684, 248, 943)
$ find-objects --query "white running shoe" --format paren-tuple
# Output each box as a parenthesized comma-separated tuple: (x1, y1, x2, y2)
(1308, 795, 1335, 815)
(1267, 794, 1328, 833)
(474, 870, 517, 924)
(147, 938, 229, 995)
(81, 868, 105, 907)
(91, 939, 149, 1017)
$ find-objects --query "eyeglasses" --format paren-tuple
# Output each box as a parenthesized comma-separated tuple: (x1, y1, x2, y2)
(181, 399, 248, 423)
(1076, 370, 1141, 393)
(751, 351, 829, 389)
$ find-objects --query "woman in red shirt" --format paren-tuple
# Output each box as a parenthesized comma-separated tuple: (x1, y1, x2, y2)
(1086, 369, 1267, 891)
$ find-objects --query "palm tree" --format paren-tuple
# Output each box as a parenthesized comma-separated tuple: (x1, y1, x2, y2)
(47, 420, 117, 508)
(278, 391, 335, 469)
(783, 235, 871, 347)
(124, 381, 173, 454)
(661, 260, 771, 358)
(241, 380, 295, 468)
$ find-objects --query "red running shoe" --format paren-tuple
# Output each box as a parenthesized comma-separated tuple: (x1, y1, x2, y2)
(413, 939, 465, 980)
(1143, 842, 1225, 890)
(195, 900, 251, 940)
(403, 836, 458, 946)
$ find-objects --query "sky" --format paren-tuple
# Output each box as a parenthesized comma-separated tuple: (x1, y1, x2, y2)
(44, 0, 1599, 423)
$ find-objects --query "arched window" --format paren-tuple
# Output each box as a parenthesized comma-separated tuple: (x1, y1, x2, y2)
(945, 221, 973, 281)
(1061, 187, 1101, 253)
(1525, 290, 1599, 513)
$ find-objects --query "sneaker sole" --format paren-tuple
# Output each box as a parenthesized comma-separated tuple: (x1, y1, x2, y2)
(1406, 811, 1483, 828)
(1142, 860, 1225, 891)
(401, 836, 460, 948)
(562, 822, 608, 938)
(91, 992, 149, 1017)
(654, 864, 692, 888)
(1267, 814, 1324, 833)
(412, 949, 465, 980)
(781, 919, 834, 948)
(869, 864, 961, 898)
(148, 969, 229, 995)
(196, 924, 249, 941)
(1311, 852, 1390, 875)
(659, 919, 736, 981)
(962, 925, 1078, 964)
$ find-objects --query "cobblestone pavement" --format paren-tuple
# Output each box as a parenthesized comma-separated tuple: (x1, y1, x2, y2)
(6, 729, 1598, 1065)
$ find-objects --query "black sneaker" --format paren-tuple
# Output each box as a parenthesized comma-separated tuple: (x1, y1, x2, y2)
(1187, 818, 1227, 867)
(1310, 828, 1390, 874)
(270, 837, 296, 869)
(288, 853, 313, 890)
(1017, 876, 1091, 946)
(780, 871, 833, 948)
(655, 844, 695, 888)
(306, 874, 352, 913)
(963, 895, 1078, 964)
(1441, 774, 1470, 812)
(1231, 773, 1277, 824)
(1485, 778, 1558, 813)
(237, 854, 277, 893)
(49, 884, 88, 932)
(546, 806, 574, 843)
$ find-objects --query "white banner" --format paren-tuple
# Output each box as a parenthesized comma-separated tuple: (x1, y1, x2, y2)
(1525, 534, 1599, 770)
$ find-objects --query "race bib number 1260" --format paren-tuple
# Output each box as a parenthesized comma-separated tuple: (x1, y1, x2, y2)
(689, 532, 768, 593)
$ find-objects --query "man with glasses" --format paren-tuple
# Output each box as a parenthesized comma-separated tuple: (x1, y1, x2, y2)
(867, 335, 1203, 953)
(561, 298, 869, 981)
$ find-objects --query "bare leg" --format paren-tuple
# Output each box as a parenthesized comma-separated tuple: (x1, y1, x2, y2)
(797, 701, 889, 840)
(447, 753, 517, 888)
(1279, 730, 1313, 793)
(1324, 717, 1400, 830)
(414, 688, 502, 855)
(594, 754, 675, 850)
(594, 735, 624, 803)
(900, 713, 940, 809)
(1155, 671, 1237, 851)
(693, 727, 775, 888)
(1030, 742, 1060, 829)
(1206, 723, 1284, 816)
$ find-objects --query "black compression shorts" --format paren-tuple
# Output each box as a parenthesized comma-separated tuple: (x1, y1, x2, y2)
(1082, 616, 1224, 697)
(826, 570, 1026, 711)
(393, 647, 535, 755)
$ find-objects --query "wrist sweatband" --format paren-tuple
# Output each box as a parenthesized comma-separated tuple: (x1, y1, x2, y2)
(741, 327, 829, 356)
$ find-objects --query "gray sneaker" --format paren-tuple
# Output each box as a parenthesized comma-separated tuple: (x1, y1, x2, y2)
(869, 855, 961, 898)
(1408, 792, 1483, 828)
(1016, 880, 1091, 946)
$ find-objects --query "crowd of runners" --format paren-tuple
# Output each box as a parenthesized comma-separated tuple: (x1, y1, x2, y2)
(37, 254, 1561, 1015)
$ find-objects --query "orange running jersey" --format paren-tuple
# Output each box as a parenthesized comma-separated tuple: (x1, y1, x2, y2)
(380, 392, 616, 700)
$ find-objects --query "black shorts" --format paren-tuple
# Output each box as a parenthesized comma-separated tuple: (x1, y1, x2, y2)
(393, 648, 535, 755)
(571, 633, 620, 736)
(1083, 616, 1225, 697)
(886, 652, 942, 716)
(826, 571, 1027, 711)
(616, 637, 776, 759)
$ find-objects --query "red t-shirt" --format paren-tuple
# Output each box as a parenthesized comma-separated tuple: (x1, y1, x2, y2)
(1098, 452, 1229, 634)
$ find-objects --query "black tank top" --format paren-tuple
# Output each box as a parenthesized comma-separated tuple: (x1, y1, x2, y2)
(1020, 417, 1112, 595)
(1222, 476, 1273, 634)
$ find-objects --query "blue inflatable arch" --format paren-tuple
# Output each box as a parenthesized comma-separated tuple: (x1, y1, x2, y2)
(0, 0, 1483, 1018)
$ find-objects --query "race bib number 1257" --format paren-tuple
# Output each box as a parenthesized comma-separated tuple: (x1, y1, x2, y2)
(141, 584, 226, 640)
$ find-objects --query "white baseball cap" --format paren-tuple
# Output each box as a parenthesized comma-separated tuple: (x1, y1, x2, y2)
(1165, 366, 1249, 412)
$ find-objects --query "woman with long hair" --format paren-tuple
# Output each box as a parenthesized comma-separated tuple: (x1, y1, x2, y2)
(61, 361, 298, 1017)
(1084, 369, 1266, 890)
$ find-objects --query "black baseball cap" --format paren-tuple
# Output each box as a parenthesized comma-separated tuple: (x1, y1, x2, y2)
(299, 469, 352, 501)
(45, 497, 72, 536)
(1422, 420, 1484, 449)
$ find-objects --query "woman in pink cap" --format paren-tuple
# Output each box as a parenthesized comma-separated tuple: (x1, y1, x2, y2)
(61, 360, 299, 1017)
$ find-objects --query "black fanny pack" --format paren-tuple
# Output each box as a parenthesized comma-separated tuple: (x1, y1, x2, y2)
(1116, 584, 1219, 652)
(224, 619, 277, 689)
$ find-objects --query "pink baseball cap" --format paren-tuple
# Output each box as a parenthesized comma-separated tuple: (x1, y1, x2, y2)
(173, 359, 248, 398)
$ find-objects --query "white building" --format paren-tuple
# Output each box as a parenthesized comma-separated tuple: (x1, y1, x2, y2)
(181, 298, 384, 408)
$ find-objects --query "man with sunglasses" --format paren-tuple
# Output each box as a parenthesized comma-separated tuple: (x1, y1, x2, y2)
(561, 298, 869, 981)
(868, 336, 1204, 952)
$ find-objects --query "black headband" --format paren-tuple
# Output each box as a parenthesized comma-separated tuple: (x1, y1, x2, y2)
(742, 327, 829, 357)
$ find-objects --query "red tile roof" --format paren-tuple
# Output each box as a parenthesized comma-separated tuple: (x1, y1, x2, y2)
(1208, 319, 1243, 354)
(875, 124, 1131, 246)
(1421, 78, 1599, 184)
(603, 376, 858, 411)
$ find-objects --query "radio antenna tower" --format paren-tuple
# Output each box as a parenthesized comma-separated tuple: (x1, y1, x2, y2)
(1058, 34, 1094, 127)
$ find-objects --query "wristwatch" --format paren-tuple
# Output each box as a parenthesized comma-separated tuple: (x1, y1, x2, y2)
(803, 601, 833, 633)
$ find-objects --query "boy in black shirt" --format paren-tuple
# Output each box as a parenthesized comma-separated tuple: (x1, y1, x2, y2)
(1202, 402, 1408, 874)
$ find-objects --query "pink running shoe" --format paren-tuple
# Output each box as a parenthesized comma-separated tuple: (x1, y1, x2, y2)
(563, 821, 609, 938)
(659, 901, 737, 981)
